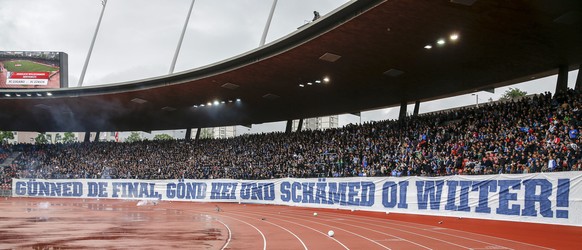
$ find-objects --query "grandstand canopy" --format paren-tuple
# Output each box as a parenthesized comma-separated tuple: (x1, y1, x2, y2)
(0, 0, 581, 132)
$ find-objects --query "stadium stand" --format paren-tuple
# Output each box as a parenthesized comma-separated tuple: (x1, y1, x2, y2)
(0, 153, 7, 165)
(0, 144, 9, 164)
(2, 89, 582, 186)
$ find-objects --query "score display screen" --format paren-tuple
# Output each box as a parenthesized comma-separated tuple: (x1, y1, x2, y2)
(0, 51, 68, 89)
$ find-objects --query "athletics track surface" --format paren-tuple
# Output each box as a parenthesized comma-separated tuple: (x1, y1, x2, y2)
(1, 198, 580, 249)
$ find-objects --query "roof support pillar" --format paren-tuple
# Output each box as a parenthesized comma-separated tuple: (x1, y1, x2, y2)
(296, 118, 303, 132)
(285, 119, 292, 133)
(413, 100, 420, 116)
(555, 65, 569, 95)
(94, 132, 100, 142)
(398, 101, 407, 120)
(195, 128, 201, 141)
(84, 132, 91, 142)
(185, 128, 192, 140)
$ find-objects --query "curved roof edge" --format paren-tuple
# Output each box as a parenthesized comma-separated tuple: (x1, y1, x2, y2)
(2, 0, 384, 98)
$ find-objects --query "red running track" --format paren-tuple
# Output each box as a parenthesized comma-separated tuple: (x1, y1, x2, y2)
(0, 197, 580, 249)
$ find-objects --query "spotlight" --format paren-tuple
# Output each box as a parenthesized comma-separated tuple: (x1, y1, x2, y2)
(36, 93, 42, 96)
(4, 94, 10, 97)
(47, 92, 53, 96)
(437, 39, 445, 45)
(236, 98, 241, 102)
(424, 45, 432, 49)
(450, 33, 459, 41)
(193, 105, 198, 108)
(26, 93, 32, 97)
(299, 84, 305, 87)
(315, 80, 321, 84)
(207, 102, 212, 106)
(200, 104, 205, 107)
(307, 82, 313, 85)
(323, 77, 330, 83)
(213, 100, 219, 105)
(228, 100, 233, 103)
(221, 101, 225, 104)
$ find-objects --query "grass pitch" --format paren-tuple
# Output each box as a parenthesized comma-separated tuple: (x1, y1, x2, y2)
(2, 60, 58, 72)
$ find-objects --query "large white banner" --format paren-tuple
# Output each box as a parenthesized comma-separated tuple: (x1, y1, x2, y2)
(13, 172, 582, 226)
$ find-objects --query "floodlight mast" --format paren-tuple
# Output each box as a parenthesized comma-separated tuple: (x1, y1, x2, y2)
(260, 0, 278, 47)
(169, 0, 196, 74)
(78, 0, 107, 87)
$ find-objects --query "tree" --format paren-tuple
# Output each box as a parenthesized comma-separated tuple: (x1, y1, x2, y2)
(153, 133, 173, 140)
(35, 133, 49, 144)
(63, 132, 76, 143)
(500, 87, 527, 101)
(125, 132, 142, 143)
(0, 131, 15, 143)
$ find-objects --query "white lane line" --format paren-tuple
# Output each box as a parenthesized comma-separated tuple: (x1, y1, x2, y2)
(228, 210, 350, 250)
(281, 209, 474, 249)
(342, 214, 551, 250)
(236, 210, 391, 250)
(336, 213, 546, 249)
(269, 209, 431, 249)
(232, 213, 308, 249)
(215, 219, 232, 250)
(288, 212, 552, 250)
(312, 215, 431, 249)
(435, 228, 553, 250)
(218, 214, 267, 250)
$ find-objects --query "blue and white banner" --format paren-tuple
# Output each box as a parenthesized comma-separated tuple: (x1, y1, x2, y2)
(13, 172, 582, 226)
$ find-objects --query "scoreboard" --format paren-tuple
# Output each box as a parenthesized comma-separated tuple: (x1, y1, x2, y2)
(0, 51, 68, 89)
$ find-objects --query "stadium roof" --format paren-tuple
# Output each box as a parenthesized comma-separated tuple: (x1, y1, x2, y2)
(1, 0, 581, 132)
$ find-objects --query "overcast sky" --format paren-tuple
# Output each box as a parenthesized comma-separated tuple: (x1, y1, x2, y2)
(0, 0, 579, 137)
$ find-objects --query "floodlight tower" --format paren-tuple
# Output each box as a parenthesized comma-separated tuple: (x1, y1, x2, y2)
(169, 0, 196, 74)
(78, 0, 107, 87)
(260, 0, 278, 46)
(169, 0, 196, 140)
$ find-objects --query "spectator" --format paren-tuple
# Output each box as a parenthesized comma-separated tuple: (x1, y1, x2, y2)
(1, 88, 581, 185)
(313, 11, 320, 21)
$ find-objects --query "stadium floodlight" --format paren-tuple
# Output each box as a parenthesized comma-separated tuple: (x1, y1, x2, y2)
(47, 92, 53, 96)
(4, 94, 10, 97)
(424, 45, 432, 49)
(260, 0, 278, 46)
(15, 94, 21, 97)
(323, 77, 330, 83)
(315, 80, 321, 84)
(169, 0, 196, 74)
(437, 39, 446, 45)
(207, 102, 212, 106)
(236, 98, 241, 102)
(78, 0, 108, 87)
(26, 94, 32, 97)
(450, 33, 459, 41)
(213, 100, 219, 105)
(192, 105, 198, 108)
(307, 82, 313, 85)
(221, 101, 226, 104)
(299, 84, 305, 87)
(200, 104, 205, 107)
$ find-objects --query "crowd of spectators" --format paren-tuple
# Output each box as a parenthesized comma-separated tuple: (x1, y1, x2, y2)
(0, 144, 13, 188)
(1, 89, 582, 185)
